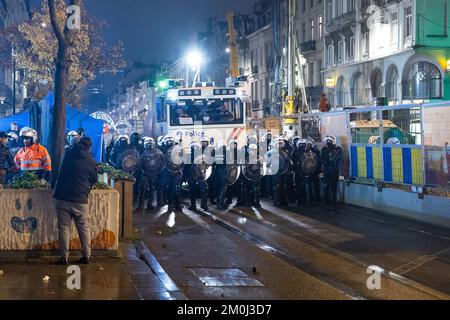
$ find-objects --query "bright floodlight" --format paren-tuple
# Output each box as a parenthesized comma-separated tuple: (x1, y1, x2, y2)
(225, 47, 231, 53)
(186, 50, 203, 68)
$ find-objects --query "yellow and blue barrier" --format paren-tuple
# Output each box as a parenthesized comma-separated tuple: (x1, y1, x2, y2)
(351, 145, 424, 185)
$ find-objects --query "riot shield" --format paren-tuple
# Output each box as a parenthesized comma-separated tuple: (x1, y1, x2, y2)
(191, 155, 213, 182)
(226, 164, 241, 186)
(165, 145, 185, 174)
(298, 151, 319, 178)
(119, 149, 140, 173)
(263, 149, 292, 176)
(243, 158, 263, 182)
(140, 149, 166, 177)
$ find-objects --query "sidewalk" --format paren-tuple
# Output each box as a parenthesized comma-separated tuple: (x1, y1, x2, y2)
(0, 242, 174, 300)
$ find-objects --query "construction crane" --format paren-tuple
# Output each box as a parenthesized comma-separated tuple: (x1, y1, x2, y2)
(227, 12, 240, 78)
(283, 0, 308, 136)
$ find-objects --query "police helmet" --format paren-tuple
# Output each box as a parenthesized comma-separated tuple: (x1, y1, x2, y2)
(247, 135, 258, 146)
(261, 132, 273, 144)
(271, 137, 285, 149)
(248, 143, 258, 152)
(130, 132, 141, 143)
(200, 135, 209, 144)
(324, 135, 337, 146)
(386, 137, 401, 145)
(143, 137, 155, 149)
(228, 139, 238, 148)
(20, 127, 38, 145)
(117, 134, 130, 145)
(296, 139, 308, 149)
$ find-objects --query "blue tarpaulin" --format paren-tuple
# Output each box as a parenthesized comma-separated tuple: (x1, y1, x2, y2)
(0, 111, 30, 131)
(0, 93, 103, 162)
(39, 93, 104, 162)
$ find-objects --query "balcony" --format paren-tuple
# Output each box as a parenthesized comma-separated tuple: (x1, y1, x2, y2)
(325, 10, 357, 33)
(300, 40, 317, 53)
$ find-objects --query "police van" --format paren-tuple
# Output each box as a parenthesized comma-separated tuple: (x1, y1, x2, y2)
(154, 82, 249, 149)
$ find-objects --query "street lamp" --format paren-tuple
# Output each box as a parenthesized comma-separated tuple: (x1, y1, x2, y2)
(186, 49, 203, 87)
(11, 46, 17, 115)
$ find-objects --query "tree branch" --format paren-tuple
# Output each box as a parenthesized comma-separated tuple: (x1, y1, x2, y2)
(47, 0, 66, 46)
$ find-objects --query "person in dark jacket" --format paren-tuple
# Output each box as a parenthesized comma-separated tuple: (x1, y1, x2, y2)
(53, 137, 98, 265)
(0, 132, 15, 185)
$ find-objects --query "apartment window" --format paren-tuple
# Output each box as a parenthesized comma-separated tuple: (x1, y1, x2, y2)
(338, 0, 344, 15)
(303, 0, 306, 12)
(327, 0, 333, 21)
(347, 0, 355, 11)
(309, 62, 315, 86)
(311, 0, 314, 8)
(318, 15, 323, 39)
(362, 32, 369, 56)
(260, 47, 264, 66)
(391, 12, 398, 43)
(327, 44, 333, 66)
(302, 23, 307, 42)
(310, 19, 315, 40)
(405, 6, 412, 38)
(338, 40, 343, 62)
(349, 37, 355, 58)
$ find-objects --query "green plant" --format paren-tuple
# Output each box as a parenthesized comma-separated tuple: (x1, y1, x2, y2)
(9, 173, 50, 190)
(97, 163, 135, 182)
(92, 182, 111, 190)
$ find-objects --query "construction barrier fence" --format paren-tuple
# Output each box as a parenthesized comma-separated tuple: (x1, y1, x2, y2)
(298, 102, 450, 190)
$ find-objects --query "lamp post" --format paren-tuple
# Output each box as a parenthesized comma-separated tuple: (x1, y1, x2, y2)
(12, 46, 16, 115)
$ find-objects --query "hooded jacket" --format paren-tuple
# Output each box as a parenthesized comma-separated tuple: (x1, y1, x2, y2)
(54, 143, 98, 204)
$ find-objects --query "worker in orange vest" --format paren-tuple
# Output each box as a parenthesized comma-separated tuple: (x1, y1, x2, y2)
(14, 127, 52, 182)
(319, 93, 331, 112)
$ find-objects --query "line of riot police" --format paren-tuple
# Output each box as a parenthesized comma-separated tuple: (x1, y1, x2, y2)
(105, 131, 344, 213)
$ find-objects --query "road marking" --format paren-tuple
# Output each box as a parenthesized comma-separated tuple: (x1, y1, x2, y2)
(393, 248, 450, 275)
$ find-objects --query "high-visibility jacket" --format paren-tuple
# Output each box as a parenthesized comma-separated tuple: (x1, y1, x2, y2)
(14, 144, 52, 172)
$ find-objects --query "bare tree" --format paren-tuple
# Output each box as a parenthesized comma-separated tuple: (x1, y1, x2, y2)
(47, 0, 82, 186)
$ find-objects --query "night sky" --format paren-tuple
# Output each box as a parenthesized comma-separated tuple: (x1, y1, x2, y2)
(28, 0, 255, 91)
(84, 0, 254, 63)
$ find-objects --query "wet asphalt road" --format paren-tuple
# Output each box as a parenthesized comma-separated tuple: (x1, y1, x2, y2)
(133, 200, 450, 300)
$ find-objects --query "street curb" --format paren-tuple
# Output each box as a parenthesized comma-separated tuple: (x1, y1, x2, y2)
(0, 250, 120, 263)
(134, 241, 188, 300)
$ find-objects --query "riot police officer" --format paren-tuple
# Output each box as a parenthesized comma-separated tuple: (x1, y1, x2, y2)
(161, 136, 183, 212)
(215, 142, 229, 210)
(110, 135, 133, 169)
(130, 132, 143, 154)
(136, 137, 159, 211)
(292, 139, 318, 207)
(236, 136, 258, 207)
(260, 132, 273, 198)
(188, 136, 214, 211)
(224, 139, 241, 206)
(271, 137, 292, 207)
(309, 138, 322, 205)
(242, 142, 262, 208)
(321, 136, 343, 207)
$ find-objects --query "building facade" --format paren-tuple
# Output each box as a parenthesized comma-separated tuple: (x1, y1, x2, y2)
(323, 0, 450, 109)
(0, 0, 30, 117)
(297, 0, 326, 109)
